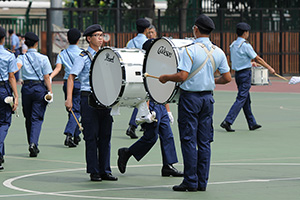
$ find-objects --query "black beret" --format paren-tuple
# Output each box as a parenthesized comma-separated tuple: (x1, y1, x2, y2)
(8, 29, 13, 34)
(83, 24, 103, 36)
(195, 14, 215, 32)
(136, 18, 150, 29)
(25, 32, 39, 42)
(0, 26, 5, 38)
(67, 28, 81, 42)
(142, 38, 155, 51)
(236, 22, 251, 31)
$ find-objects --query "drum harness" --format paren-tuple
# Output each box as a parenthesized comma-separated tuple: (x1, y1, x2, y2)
(185, 43, 216, 81)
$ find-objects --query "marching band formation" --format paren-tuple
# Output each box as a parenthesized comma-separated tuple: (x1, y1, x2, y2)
(1, 14, 300, 192)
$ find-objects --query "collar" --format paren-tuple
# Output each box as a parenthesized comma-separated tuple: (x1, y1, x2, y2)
(87, 46, 97, 56)
(194, 37, 210, 43)
(136, 33, 147, 39)
(27, 48, 38, 53)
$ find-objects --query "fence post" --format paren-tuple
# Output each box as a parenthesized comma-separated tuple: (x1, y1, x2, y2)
(157, 9, 161, 38)
(219, 9, 223, 50)
(279, 9, 283, 75)
(179, 9, 182, 39)
(260, 9, 263, 59)
(46, 9, 53, 65)
(116, 0, 121, 47)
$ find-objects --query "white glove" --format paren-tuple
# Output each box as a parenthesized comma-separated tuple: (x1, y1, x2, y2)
(168, 112, 174, 124)
(44, 92, 53, 103)
(289, 76, 300, 84)
(136, 111, 157, 124)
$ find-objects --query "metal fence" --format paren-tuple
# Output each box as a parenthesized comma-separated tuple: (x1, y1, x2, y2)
(1, 6, 300, 76)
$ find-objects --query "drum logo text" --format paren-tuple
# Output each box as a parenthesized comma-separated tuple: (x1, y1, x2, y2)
(105, 53, 115, 63)
(157, 46, 172, 58)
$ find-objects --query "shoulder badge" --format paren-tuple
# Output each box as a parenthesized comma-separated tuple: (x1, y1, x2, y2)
(80, 50, 87, 57)
(6, 48, 13, 53)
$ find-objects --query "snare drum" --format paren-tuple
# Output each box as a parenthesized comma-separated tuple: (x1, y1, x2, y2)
(90, 47, 147, 107)
(251, 66, 269, 85)
(143, 37, 194, 104)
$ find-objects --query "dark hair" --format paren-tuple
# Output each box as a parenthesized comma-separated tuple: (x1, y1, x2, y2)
(137, 26, 147, 33)
(25, 40, 36, 48)
(68, 39, 78, 45)
(236, 28, 246, 36)
(0, 36, 4, 40)
(85, 37, 90, 44)
(196, 25, 212, 35)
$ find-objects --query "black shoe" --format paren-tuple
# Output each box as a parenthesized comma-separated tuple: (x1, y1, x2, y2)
(249, 124, 262, 131)
(64, 134, 77, 148)
(220, 121, 235, 132)
(74, 136, 81, 145)
(101, 173, 118, 181)
(0, 163, 3, 170)
(117, 147, 131, 173)
(198, 187, 206, 191)
(29, 143, 39, 157)
(173, 183, 197, 192)
(90, 173, 102, 181)
(126, 125, 138, 139)
(161, 164, 184, 177)
(0, 154, 4, 164)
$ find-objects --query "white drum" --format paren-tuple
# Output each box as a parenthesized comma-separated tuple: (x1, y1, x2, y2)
(90, 47, 147, 107)
(251, 66, 269, 85)
(143, 37, 194, 104)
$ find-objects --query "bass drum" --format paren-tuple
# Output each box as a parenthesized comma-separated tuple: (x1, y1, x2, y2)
(90, 47, 147, 108)
(143, 37, 193, 104)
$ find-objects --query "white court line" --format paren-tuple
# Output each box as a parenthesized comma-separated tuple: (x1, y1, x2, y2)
(2, 163, 300, 199)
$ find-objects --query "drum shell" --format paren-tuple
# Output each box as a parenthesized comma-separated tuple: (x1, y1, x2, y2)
(251, 66, 269, 85)
(143, 37, 194, 104)
(90, 47, 147, 108)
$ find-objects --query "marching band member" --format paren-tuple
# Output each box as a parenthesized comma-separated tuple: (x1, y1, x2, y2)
(117, 39, 183, 178)
(51, 28, 82, 148)
(125, 18, 151, 139)
(0, 26, 19, 170)
(220, 22, 275, 132)
(65, 24, 117, 182)
(16, 32, 53, 157)
(159, 14, 231, 191)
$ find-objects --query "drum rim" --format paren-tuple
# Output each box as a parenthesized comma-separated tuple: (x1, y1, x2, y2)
(142, 37, 180, 104)
(90, 47, 126, 108)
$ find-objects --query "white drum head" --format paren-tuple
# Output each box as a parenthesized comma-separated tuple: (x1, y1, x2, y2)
(143, 37, 193, 104)
(90, 48, 123, 107)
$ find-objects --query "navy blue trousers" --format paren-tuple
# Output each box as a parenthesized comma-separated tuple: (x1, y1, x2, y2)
(0, 83, 12, 156)
(63, 81, 81, 137)
(129, 101, 178, 165)
(80, 95, 113, 175)
(178, 91, 214, 189)
(21, 82, 48, 146)
(129, 108, 138, 128)
(224, 69, 257, 128)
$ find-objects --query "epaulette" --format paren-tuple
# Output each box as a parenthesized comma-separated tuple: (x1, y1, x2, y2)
(6, 48, 13, 53)
(80, 50, 87, 57)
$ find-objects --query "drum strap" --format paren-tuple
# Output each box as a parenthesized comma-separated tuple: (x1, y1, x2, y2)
(185, 43, 216, 81)
(85, 50, 94, 62)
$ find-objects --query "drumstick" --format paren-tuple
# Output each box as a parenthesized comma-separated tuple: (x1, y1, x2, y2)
(274, 73, 288, 81)
(144, 73, 159, 79)
(70, 109, 84, 131)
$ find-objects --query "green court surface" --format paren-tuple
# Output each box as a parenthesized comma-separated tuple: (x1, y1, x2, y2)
(1, 82, 300, 200)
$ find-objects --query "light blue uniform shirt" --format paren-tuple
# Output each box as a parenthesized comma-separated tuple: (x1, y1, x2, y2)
(11, 34, 20, 49)
(126, 33, 147, 49)
(17, 49, 53, 80)
(70, 46, 96, 92)
(56, 45, 82, 80)
(0, 45, 18, 81)
(230, 37, 257, 71)
(178, 37, 230, 92)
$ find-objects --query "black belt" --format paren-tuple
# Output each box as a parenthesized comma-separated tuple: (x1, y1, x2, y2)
(237, 68, 251, 72)
(23, 80, 42, 84)
(81, 91, 91, 96)
(181, 89, 213, 95)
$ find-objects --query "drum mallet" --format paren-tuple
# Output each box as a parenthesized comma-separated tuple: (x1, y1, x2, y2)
(70, 109, 84, 131)
(144, 72, 159, 79)
(274, 73, 288, 81)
